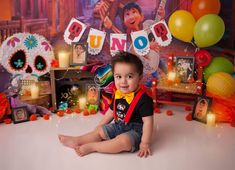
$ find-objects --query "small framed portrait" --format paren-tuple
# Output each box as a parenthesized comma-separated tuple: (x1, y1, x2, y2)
(175, 56, 195, 83)
(71, 42, 87, 66)
(192, 96, 212, 123)
(11, 106, 29, 124)
(85, 84, 100, 105)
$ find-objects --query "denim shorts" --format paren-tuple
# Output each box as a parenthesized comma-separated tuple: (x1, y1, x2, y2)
(102, 121, 143, 152)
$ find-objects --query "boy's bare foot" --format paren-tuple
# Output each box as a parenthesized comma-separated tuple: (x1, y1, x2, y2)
(75, 143, 95, 157)
(58, 135, 80, 148)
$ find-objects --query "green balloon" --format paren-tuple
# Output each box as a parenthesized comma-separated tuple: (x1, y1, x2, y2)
(204, 57, 234, 82)
(194, 14, 225, 48)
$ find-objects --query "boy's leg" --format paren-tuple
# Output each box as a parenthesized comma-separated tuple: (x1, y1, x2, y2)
(75, 133, 132, 156)
(58, 126, 107, 148)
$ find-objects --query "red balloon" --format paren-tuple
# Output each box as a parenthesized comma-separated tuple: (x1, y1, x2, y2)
(194, 50, 212, 67)
(191, 0, 221, 20)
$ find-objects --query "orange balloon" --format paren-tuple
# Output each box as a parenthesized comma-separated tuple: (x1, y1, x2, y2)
(191, 0, 221, 20)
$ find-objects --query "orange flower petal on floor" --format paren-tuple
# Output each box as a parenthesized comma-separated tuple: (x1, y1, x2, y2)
(43, 114, 50, 120)
(4, 118, 12, 124)
(166, 110, 173, 116)
(185, 113, 193, 121)
(74, 108, 81, 114)
(89, 109, 97, 115)
(83, 109, 90, 116)
(30, 114, 37, 121)
(65, 108, 73, 114)
(154, 108, 161, 113)
(57, 110, 64, 117)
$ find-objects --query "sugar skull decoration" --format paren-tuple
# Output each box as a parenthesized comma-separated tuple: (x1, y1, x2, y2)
(0, 33, 54, 81)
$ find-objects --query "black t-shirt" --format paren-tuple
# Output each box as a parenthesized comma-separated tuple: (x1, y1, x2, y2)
(110, 92, 153, 124)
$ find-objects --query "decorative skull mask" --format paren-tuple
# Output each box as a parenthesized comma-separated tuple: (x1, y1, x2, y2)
(0, 33, 54, 80)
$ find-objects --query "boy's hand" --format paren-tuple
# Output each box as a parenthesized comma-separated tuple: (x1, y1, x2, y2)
(137, 142, 151, 158)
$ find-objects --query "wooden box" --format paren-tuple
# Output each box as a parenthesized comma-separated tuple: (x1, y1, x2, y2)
(50, 67, 95, 111)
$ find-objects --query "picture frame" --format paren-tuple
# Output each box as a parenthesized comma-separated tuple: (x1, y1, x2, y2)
(11, 106, 29, 124)
(71, 42, 87, 66)
(192, 96, 212, 123)
(38, 81, 51, 95)
(175, 56, 195, 83)
(85, 84, 100, 105)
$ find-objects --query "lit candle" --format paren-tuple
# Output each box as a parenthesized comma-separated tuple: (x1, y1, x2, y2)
(58, 52, 69, 68)
(79, 97, 87, 110)
(168, 71, 176, 81)
(30, 84, 39, 99)
(207, 113, 216, 127)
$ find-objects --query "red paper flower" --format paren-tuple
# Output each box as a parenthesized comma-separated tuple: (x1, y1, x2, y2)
(57, 110, 64, 117)
(154, 108, 161, 113)
(83, 109, 90, 116)
(4, 118, 12, 124)
(51, 59, 59, 68)
(166, 110, 173, 116)
(65, 108, 73, 114)
(30, 114, 37, 121)
(185, 113, 193, 121)
(74, 108, 81, 114)
(43, 114, 50, 120)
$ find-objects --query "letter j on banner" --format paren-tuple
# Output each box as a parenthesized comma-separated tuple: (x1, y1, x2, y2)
(64, 18, 87, 45)
(150, 20, 172, 47)
(87, 28, 106, 55)
(131, 30, 150, 56)
(110, 33, 127, 56)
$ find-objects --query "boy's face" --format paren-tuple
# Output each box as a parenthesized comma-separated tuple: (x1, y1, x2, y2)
(124, 8, 144, 30)
(113, 62, 142, 94)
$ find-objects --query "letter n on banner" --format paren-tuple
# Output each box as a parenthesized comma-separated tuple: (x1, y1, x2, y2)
(150, 20, 172, 47)
(131, 30, 150, 56)
(87, 28, 106, 55)
(110, 33, 127, 56)
(64, 18, 87, 45)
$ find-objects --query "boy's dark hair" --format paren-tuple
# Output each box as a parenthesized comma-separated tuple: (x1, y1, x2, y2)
(123, 2, 142, 15)
(111, 51, 143, 76)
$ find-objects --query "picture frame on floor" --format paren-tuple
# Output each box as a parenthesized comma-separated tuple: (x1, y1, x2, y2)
(11, 106, 29, 124)
(71, 42, 87, 66)
(192, 96, 212, 123)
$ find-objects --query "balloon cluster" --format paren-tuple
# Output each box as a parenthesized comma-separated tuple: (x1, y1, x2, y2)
(168, 0, 224, 48)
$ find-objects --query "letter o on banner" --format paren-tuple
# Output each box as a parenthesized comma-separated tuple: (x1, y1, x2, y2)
(134, 36, 148, 49)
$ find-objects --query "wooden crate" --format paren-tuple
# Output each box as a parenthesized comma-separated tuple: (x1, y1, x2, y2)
(50, 67, 95, 111)
(19, 94, 51, 108)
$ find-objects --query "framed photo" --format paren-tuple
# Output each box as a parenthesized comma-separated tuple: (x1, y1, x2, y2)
(39, 81, 51, 95)
(85, 84, 100, 105)
(175, 56, 195, 83)
(11, 106, 29, 124)
(192, 96, 212, 123)
(71, 42, 87, 65)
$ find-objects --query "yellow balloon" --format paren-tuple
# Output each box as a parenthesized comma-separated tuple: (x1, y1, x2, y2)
(168, 10, 196, 42)
(207, 72, 235, 97)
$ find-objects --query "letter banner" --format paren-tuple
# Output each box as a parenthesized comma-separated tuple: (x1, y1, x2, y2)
(110, 33, 127, 56)
(131, 30, 150, 56)
(87, 28, 106, 55)
(64, 18, 87, 45)
(150, 20, 172, 47)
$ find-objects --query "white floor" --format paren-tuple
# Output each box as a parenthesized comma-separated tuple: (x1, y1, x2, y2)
(0, 106, 235, 170)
